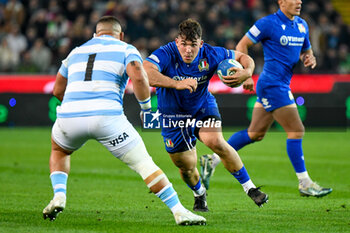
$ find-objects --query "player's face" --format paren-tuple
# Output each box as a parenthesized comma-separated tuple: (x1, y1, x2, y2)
(279, 0, 302, 19)
(175, 35, 203, 64)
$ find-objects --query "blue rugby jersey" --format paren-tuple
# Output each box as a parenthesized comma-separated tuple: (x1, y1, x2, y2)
(146, 42, 234, 115)
(246, 9, 311, 86)
(56, 35, 142, 118)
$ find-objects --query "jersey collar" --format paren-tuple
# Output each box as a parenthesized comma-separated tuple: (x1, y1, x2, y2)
(95, 34, 119, 41)
(276, 9, 297, 27)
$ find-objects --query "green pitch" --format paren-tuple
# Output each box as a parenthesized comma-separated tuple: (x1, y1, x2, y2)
(0, 127, 349, 233)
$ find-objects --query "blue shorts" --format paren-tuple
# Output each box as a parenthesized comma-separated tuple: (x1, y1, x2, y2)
(160, 95, 221, 153)
(256, 80, 295, 112)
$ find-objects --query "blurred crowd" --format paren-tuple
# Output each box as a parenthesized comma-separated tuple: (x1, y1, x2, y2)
(0, 0, 349, 74)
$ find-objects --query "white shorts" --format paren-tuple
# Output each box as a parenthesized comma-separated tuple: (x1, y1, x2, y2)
(52, 115, 142, 158)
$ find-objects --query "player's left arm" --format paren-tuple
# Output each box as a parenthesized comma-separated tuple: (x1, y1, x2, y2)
(53, 72, 67, 102)
(127, 60, 152, 112)
(300, 21, 316, 69)
(300, 49, 317, 69)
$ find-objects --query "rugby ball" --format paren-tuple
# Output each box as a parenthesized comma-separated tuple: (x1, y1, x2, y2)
(217, 59, 244, 87)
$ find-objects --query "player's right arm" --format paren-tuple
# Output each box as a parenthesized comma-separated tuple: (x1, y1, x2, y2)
(236, 18, 269, 91)
(53, 72, 67, 102)
(236, 35, 254, 55)
(143, 60, 197, 93)
(236, 35, 255, 91)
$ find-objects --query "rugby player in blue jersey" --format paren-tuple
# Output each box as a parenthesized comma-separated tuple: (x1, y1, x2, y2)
(200, 0, 332, 198)
(144, 18, 268, 212)
(42, 16, 206, 225)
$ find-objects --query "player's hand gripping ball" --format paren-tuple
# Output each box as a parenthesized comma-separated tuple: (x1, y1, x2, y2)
(217, 59, 244, 87)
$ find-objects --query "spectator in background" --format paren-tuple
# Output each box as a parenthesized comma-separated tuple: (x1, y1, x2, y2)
(0, 38, 19, 71)
(4, 0, 25, 27)
(29, 38, 52, 73)
(5, 23, 27, 60)
(64, 0, 79, 22)
(339, 44, 350, 74)
(30, 9, 48, 38)
(0, 0, 348, 74)
(25, 26, 37, 50)
(17, 51, 39, 73)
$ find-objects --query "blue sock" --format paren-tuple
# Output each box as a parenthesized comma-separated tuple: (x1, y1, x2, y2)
(50, 171, 68, 197)
(187, 179, 202, 191)
(286, 139, 306, 173)
(156, 184, 181, 210)
(231, 166, 250, 184)
(227, 129, 254, 151)
(187, 179, 205, 196)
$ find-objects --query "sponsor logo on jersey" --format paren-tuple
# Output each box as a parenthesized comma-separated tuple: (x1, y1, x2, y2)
(298, 23, 306, 33)
(109, 133, 129, 146)
(280, 36, 288, 46)
(172, 75, 208, 84)
(198, 59, 209, 71)
(280, 35, 305, 46)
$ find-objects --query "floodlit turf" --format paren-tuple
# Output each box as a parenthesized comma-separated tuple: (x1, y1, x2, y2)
(0, 127, 349, 233)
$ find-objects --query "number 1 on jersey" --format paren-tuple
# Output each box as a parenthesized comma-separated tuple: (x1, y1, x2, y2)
(84, 53, 97, 81)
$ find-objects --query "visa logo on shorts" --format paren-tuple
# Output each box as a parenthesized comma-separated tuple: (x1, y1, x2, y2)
(109, 132, 129, 146)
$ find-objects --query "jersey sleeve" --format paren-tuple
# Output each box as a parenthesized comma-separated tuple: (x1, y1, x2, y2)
(301, 21, 311, 52)
(58, 60, 68, 78)
(145, 47, 169, 72)
(58, 50, 74, 78)
(125, 44, 143, 65)
(246, 17, 270, 44)
(214, 47, 235, 60)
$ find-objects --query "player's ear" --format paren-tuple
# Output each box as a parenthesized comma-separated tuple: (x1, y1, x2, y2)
(175, 37, 181, 46)
(200, 40, 204, 48)
(119, 32, 124, 41)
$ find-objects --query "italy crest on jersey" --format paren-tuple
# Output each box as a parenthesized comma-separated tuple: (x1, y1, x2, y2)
(198, 58, 209, 72)
(298, 23, 306, 33)
(166, 138, 174, 148)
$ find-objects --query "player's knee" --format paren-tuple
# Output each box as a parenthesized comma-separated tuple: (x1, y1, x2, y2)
(249, 132, 266, 141)
(287, 124, 305, 139)
(203, 136, 225, 152)
(288, 130, 304, 139)
(120, 143, 160, 180)
(180, 167, 196, 179)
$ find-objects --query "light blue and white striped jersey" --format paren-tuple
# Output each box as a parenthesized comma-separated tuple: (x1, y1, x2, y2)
(56, 35, 142, 118)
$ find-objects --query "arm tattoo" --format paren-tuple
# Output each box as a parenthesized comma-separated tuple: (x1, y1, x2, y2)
(130, 61, 141, 70)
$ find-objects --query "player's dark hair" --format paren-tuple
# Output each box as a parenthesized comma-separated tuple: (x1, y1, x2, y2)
(97, 15, 122, 30)
(178, 18, 202, 41)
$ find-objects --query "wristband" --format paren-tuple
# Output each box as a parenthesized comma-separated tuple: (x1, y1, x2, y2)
(138, 97, 151, 112)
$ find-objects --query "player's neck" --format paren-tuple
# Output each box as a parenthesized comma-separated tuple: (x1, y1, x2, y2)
(280, 9, 295, 21)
